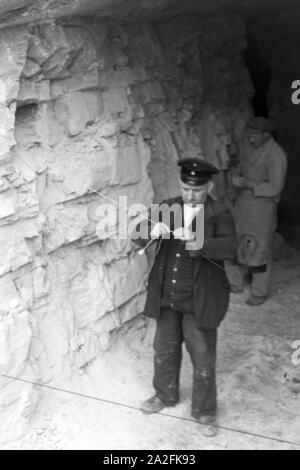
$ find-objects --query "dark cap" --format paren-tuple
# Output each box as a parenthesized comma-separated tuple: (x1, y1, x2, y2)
(246, 117, 274, 134)
(178, 158, 219, 186)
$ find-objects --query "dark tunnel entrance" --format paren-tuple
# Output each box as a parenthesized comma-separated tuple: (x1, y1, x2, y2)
(243, 27, 272, 118)
(238, 7, 300, 249)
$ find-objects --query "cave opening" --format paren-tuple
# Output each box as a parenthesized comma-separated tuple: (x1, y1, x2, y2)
(237, 2, 300, 248)
(243, 27, 272, 118)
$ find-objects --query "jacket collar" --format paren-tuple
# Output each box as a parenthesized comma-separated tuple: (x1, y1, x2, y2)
(175, 195, 216, 220)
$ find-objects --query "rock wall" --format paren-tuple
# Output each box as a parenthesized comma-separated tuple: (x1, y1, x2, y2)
(0, 12, 252, 441)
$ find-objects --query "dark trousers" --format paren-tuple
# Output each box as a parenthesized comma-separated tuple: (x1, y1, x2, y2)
(153, 308, 217, 418)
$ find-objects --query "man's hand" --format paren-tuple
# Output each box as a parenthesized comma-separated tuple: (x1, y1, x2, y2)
(232, 176, 254, 189)
(173, 227, 196, 242)
(150, 222, 170, 239)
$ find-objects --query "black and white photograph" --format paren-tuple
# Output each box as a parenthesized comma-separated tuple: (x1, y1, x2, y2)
(0, 0, 299, 452)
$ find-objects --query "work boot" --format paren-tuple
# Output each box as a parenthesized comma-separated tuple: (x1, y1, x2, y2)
(246, 295, 268, 307)
(197, 414, 219, 438)
(140, 395, 166, 414)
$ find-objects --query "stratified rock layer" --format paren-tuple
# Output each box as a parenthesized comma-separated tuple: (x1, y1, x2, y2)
(0, 11, 252, 441)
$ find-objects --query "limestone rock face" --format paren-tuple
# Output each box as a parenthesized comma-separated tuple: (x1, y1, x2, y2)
(0, 5, 253, 443)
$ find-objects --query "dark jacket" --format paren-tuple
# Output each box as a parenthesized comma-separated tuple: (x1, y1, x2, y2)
(133, 196, 237, 329)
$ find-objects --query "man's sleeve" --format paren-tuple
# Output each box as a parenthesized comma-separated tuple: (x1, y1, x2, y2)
(253, 149, 287, 198)
(202, 209, 237, 260)
(189, 207, 237, 261)
(129, 213, 152, 248)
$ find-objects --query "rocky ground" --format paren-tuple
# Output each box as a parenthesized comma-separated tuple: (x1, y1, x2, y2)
(3, 251, 300, 451)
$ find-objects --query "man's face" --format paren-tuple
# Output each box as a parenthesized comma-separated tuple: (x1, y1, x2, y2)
(246, 130, 270, 148)
(180, 181, 211, 205)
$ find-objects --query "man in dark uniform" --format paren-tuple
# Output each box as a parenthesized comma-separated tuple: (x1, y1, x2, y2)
(131, 158, 237, 437)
